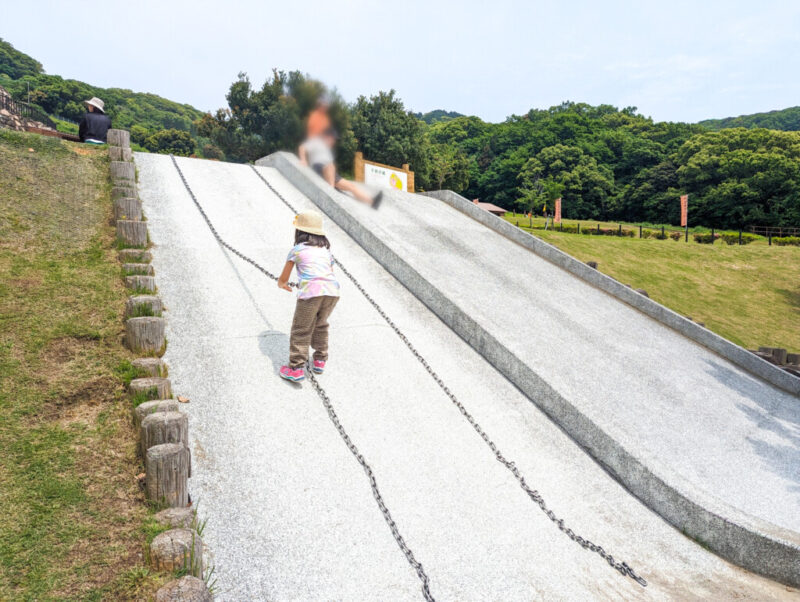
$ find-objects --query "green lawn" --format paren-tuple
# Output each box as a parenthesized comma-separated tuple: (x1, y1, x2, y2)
(0, 130, 164, 599)
(517, 225, 800, 351)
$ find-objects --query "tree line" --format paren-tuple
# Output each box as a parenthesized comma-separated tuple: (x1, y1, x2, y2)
(200, 74, 800, 229)
(3, 36, 799, 229)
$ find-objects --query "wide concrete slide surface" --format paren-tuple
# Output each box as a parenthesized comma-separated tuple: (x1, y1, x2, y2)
(137, 152, 794, 600)
(260, 153, 800, 586)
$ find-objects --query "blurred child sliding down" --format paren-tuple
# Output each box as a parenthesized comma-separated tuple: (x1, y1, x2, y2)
(277, 211, 340, 382)
(299, 128, 382, 209)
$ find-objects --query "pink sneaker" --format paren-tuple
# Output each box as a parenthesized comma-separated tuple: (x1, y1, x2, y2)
(279, 365, 305, 382)
(312, 360, 326, 374)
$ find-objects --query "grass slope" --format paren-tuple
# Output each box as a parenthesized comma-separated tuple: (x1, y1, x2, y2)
(0, 130, 164, 599)
(514, 222, 800, 351)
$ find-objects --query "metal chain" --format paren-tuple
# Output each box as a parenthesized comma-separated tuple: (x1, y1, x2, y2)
(170, 156, 434, 601)
(249, 164, 648, 588)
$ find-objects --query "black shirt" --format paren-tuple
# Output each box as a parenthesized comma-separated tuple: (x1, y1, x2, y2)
(78, 111, 111, 142)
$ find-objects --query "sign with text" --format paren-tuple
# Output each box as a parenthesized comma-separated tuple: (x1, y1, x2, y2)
(680, 194, 688, 227)
(364, 163, 408, 191)
(554, 198, 562, 223)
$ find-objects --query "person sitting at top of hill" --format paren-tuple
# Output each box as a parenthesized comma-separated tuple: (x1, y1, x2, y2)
(78, 97, 111, 144)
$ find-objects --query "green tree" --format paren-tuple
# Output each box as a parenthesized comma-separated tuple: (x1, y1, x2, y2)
(428, 143, 470, 191)
(198, 71, 355, 167)
(143, 129, 196, 156)
(351, 90, 431, 184)
(518, 144, 614, 218)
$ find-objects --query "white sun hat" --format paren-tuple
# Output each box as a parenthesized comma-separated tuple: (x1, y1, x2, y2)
(84, 97, 105, 113)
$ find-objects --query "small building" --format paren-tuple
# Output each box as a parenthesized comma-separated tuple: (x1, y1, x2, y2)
(472, 199, 508, 217)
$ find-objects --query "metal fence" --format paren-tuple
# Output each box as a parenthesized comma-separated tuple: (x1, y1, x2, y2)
(0, 93, 57, 129)
(750, 225, 800, 238)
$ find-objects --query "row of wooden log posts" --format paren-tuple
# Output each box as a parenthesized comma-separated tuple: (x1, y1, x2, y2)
(515, 216, 767, 245)
(109, 131, 213, 601)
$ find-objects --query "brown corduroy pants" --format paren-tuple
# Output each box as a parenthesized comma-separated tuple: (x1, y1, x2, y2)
(289, 295, 339, 368)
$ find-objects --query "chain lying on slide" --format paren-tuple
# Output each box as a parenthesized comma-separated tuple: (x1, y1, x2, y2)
(248, 164, 648, 588)
(170, 155, 434, 601)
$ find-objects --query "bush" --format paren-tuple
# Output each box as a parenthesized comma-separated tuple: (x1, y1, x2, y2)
(669, 231, 682, 241)
(653, 231, 668, 240)
(773, 236, 800, 246)
(201, 143, 224, 160)
(143, 129, 195, 156)
(693, 232, 721, 244)
(720, 232, 758, 245)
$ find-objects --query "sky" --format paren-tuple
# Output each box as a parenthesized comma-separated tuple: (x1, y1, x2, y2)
(3, 0, 799, 123)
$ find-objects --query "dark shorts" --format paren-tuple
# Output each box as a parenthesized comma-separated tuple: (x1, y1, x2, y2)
(312, 163, 342, 183)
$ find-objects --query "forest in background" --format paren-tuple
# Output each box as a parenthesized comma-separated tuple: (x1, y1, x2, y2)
(3, 37, 799, 230)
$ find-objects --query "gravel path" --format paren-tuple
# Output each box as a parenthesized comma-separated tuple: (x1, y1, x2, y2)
(136, 153, 795, 601)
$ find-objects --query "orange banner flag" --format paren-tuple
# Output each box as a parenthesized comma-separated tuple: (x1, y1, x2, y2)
(680, 195, 688, 227)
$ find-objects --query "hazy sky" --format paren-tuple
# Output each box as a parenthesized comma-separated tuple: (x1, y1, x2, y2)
(3, 0, 799, 123)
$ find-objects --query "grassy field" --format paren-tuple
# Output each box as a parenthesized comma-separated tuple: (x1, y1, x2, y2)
(0, 130, 165, 599)
(515, 224, 800, 351)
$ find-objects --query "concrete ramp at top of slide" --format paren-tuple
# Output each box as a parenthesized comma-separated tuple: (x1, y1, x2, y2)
(260, 152, 800, 588)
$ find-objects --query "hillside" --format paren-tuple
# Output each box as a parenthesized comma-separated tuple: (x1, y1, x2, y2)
(0, 38, 208, 155)
(0, 130, 163, 598)
(415, 109, 465, 124)
(699, 106, 800, 131)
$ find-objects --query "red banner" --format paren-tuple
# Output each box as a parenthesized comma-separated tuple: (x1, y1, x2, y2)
(680, 194, 688, 227)
(554, 198, 562, 223)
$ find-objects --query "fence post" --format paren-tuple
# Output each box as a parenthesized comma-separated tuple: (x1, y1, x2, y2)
(769, 233, 772, 246)
(661, 226, 665, 238)
(597, 223, 600, 234)
(685, 225, 688, 242)
(618, 224, 622, 236)
(639, 225, 642, 238)
(711, 228, 714, 244)
(739, 229, 742, 245)
(560, 222, 563, 231)
(577, 223, 580, 234)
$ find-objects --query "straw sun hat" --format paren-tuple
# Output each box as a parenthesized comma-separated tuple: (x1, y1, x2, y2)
(293, 210, 326, 236)
(84, 97, 105, 113)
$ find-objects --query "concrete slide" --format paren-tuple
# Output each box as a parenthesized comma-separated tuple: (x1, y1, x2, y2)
(137, 152, 798, 600)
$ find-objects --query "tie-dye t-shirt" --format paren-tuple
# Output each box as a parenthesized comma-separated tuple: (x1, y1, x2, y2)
(287, 243, 340, 300)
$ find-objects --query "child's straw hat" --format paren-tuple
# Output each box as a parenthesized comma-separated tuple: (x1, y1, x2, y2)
(293, 210, 325, 236)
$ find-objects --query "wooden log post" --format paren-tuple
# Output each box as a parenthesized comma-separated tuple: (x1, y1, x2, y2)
(107, 129, 131, 148)
(141, 410, 186, 453)
(116, 220, 148, 247)
(125, 317, 166, 353)
(118, 249, 152, 263)
(124, 275, 156, 293)
(130, 376, 172, 403)
(150, 528, 202, 574)
(113, 197, 142, 222)
(132, 357, 168, 377)
(155, 576, 211, 602)
(133, 399, 179, 431)
(125, 295, 163, 318)
(112, 185, 137, 200)
(108, 146, 132, 162)
(110, 160, 135, 181)
(145, 440, 191, 503)
(122, 263, 154, 276)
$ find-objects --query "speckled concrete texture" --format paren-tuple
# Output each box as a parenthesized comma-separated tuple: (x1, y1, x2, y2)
(261, 151, 800, 588)
(137, 152, 796, 600)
